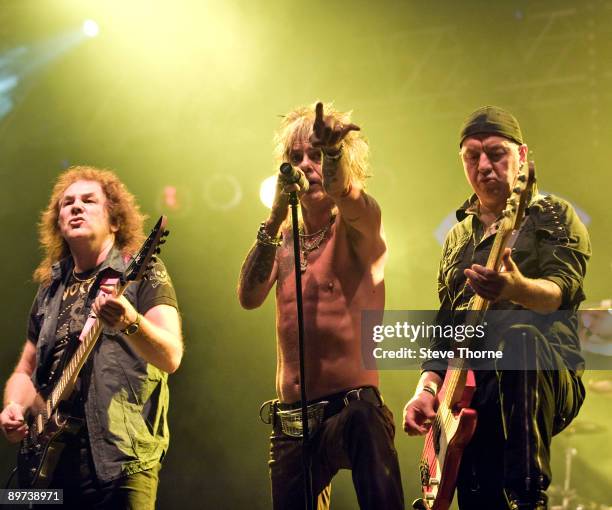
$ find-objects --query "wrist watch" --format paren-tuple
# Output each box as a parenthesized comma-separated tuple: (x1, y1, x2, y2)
(122, 313, 141, 336)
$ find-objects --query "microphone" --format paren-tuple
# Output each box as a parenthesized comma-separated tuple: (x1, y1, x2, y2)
(280, 163, 309, 193)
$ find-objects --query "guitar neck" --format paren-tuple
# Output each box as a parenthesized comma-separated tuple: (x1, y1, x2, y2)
(47, 281, 130, 412)
(468, 216, 512, 314)
(441, 220, 511, 407)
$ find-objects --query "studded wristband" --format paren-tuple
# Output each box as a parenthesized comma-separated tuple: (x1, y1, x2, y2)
(322, 143, 343, 161)
(257, 222, 282, 247)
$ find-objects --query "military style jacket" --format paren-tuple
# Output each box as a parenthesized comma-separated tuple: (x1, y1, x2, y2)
(424, 193, 591, 374)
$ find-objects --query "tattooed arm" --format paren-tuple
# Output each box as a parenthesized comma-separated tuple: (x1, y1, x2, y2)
(311, 102, 385, 258)
(238, 177, 288, 309)
(322, 155, 382, 237)
(237, 236, 279, 309)
(321, 152, 350, 197)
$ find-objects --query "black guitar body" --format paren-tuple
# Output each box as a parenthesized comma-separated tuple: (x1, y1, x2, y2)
(17, 408, 82, 488)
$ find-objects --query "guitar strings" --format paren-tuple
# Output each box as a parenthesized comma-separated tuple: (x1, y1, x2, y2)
(420, 227, 505, 470)
(419, 170, 530, 490)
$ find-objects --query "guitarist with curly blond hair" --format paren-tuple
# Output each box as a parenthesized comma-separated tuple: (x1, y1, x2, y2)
(1, 166, 182, 509)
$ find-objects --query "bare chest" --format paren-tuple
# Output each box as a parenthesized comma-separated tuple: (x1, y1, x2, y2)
(275, 228, 364, 305)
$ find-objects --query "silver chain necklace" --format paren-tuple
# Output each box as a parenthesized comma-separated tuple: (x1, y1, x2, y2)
(299, 214, 335, 272)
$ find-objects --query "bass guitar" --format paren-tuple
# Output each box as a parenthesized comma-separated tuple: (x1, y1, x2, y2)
(413, 162, 536, 510)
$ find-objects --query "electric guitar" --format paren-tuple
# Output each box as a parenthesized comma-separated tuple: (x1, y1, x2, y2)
(413, 162, 536, 510)
(17, 216, 169, 488)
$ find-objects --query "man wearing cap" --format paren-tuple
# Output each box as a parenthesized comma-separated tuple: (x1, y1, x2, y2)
(403, 106, 590, 509)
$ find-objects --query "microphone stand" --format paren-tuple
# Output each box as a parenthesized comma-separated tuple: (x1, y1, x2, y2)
(288, 190, 314, 510)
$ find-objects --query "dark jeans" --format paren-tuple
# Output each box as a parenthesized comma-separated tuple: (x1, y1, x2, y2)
(46, 427, 160, 509)
(456, 325, 585, 509)
(269, 391, 404, 510)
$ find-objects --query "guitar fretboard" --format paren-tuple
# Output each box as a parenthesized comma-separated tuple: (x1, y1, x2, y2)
(46, 282, 128, 416)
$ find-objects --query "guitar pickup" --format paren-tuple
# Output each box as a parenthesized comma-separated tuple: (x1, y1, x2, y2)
(433, 426, 441, 455)
(419, 460, 430, 486)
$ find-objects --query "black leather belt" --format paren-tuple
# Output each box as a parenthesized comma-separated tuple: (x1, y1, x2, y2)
(260, 386, 384, 428)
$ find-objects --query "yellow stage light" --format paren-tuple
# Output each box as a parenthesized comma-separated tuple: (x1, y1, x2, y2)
(82, 19, 99, 38)
(259, 174, 277, 210)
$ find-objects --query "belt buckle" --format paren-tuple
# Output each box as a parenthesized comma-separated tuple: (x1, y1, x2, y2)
(259, 399, 277, 425)
(277, 401, 328, 438)
(343, 388, 363, 407)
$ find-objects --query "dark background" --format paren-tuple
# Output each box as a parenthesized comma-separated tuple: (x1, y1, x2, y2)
(0, 1, 610, 508)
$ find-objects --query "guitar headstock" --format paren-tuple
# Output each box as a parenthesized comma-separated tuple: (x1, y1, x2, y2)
(124, 216, 169, 282)
(499, 160, 537, 232)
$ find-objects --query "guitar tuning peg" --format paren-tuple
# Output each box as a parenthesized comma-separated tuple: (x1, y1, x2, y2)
(517, 174, 527, 182)
(155, 248, 161, 254)
(158, 239, 166, 245)
(164, 230, 170, 236)
(151, 256, 157, 263)
(513, 186, 521, 193)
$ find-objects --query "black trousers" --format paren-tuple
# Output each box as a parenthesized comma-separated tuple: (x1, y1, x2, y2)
(46, 427, 160, 510)
(268, 392, 404, 510)
(456, 325, 585, 509)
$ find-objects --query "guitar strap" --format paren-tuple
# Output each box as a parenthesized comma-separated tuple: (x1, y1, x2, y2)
(48, 275, 121, 394)
(502, 191, 543, 259)
(78, 275, 121, 343)
(500, 215, 528, 269)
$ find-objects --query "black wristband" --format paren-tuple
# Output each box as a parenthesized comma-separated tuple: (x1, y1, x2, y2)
(421, 386, 437, 398)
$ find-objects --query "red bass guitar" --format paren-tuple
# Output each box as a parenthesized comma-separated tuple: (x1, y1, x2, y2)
(413, 161, 536, 510)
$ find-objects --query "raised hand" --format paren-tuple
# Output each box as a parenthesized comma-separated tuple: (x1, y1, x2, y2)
(310, 102, 360, 150)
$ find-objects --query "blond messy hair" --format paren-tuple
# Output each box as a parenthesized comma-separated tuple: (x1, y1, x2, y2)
(34, 166, 146, 285)
(273, 102, 371, 187)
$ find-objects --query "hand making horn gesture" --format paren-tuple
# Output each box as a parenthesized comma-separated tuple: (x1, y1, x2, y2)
(310, 102, 360, 152)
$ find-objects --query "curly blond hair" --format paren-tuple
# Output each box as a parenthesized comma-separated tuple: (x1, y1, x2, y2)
(273, 102, 371, 187)
(34, 166, 146, 285)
